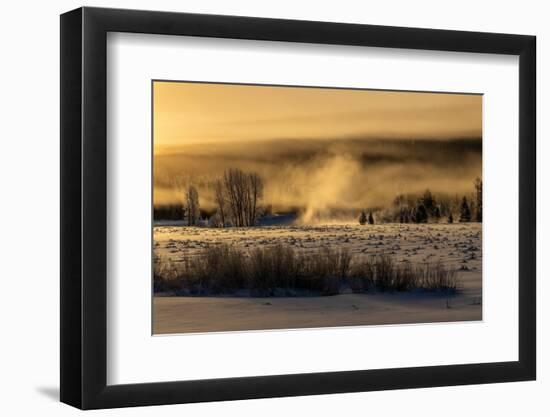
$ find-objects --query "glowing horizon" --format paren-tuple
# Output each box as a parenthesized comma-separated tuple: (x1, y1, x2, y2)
(153, 81, 482, 213)
(154, 81, 482, 150)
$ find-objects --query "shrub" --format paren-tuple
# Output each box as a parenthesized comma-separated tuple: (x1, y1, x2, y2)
(248, 244, 300, 295)
(420, 261, 458, 292)
(298, 247, 352, 295)
(153, 254, 182, 292)
(154, 245, 458, 296)
(348, 260, 375, 293)
(184, 244, 247, 293)
(392, 262, 419, 291)
(348, 256, 456, 294)
(373, 254, 395, 291)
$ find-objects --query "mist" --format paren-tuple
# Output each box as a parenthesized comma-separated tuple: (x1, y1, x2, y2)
(153, 137, 481, 221)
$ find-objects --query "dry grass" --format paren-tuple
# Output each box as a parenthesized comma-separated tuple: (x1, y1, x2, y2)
(185, 245, 247, 293)
(153, 253, 182, 292)
(420, 261, 458, 292)
(348, 256, 457, 294)
(154, 244, 457, 296)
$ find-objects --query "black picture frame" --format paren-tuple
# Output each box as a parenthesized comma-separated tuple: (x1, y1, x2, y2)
(60, 6, 536, 410)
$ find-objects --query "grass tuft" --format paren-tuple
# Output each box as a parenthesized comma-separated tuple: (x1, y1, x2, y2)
(154, 244, 458, 296)
(348, 256, 457, 294)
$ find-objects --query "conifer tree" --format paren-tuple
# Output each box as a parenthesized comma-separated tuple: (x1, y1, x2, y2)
(368, 211, 375, 225)
(415, 204, 428, 223)
(422, 189, 435, 216)
(474, 177, 482, 222)
(459, 196, 471, 222)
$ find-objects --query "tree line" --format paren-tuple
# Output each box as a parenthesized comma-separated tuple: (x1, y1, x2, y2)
(359, 177, 482, 225)
(157, 172, 481, 227)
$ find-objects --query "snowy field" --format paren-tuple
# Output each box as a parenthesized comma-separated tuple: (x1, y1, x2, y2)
(153, 223, 482, 334)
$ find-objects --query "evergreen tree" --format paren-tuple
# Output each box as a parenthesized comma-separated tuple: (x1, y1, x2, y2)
(358, 210, 367, 225)
(474, 177, 482, 222)
(415, 204, 428, 223)
(448, 212, 454, 224)
(422, 189, 435, 216)
(368, 211, 375, 225)
(459, 196, 471, 222)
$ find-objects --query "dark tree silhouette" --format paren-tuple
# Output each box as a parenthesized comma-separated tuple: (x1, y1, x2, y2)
(212, 179, 227, 227)
(474, 177, 482, 222)
(368, 211, 375, 225)
(422, 189, 435, 216)
(459, 196, 471, 222)
(448, 212, 454, 224)
(153, 205, 185, 221)
(415, 204, 428, 223)
(358, 210, 367, 225)
(247, 172, 263, 226)
(220, 168, 264, 227)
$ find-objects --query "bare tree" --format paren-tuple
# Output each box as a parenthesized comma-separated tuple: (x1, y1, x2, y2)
(169, 175, 189, 222)
(186, 185, 200, 226)
(223, 169, 244, 226)
(247, 172, 263, 226)
(222, 168, 264, 227)
(213, 179, 227, 227)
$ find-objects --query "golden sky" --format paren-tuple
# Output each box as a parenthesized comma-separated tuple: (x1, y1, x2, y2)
(153, 81, 482, 152)
(153, 81, 482, 211)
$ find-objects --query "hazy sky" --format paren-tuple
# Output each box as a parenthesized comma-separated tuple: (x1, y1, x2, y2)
(153, 81, 482, 152)
(153, 81, 482, 215)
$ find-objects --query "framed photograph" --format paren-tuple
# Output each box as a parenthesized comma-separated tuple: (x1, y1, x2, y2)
(60, 7, 536, 409)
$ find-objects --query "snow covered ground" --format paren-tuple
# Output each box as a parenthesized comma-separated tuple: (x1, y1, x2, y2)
(153, 222, 482, 334)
